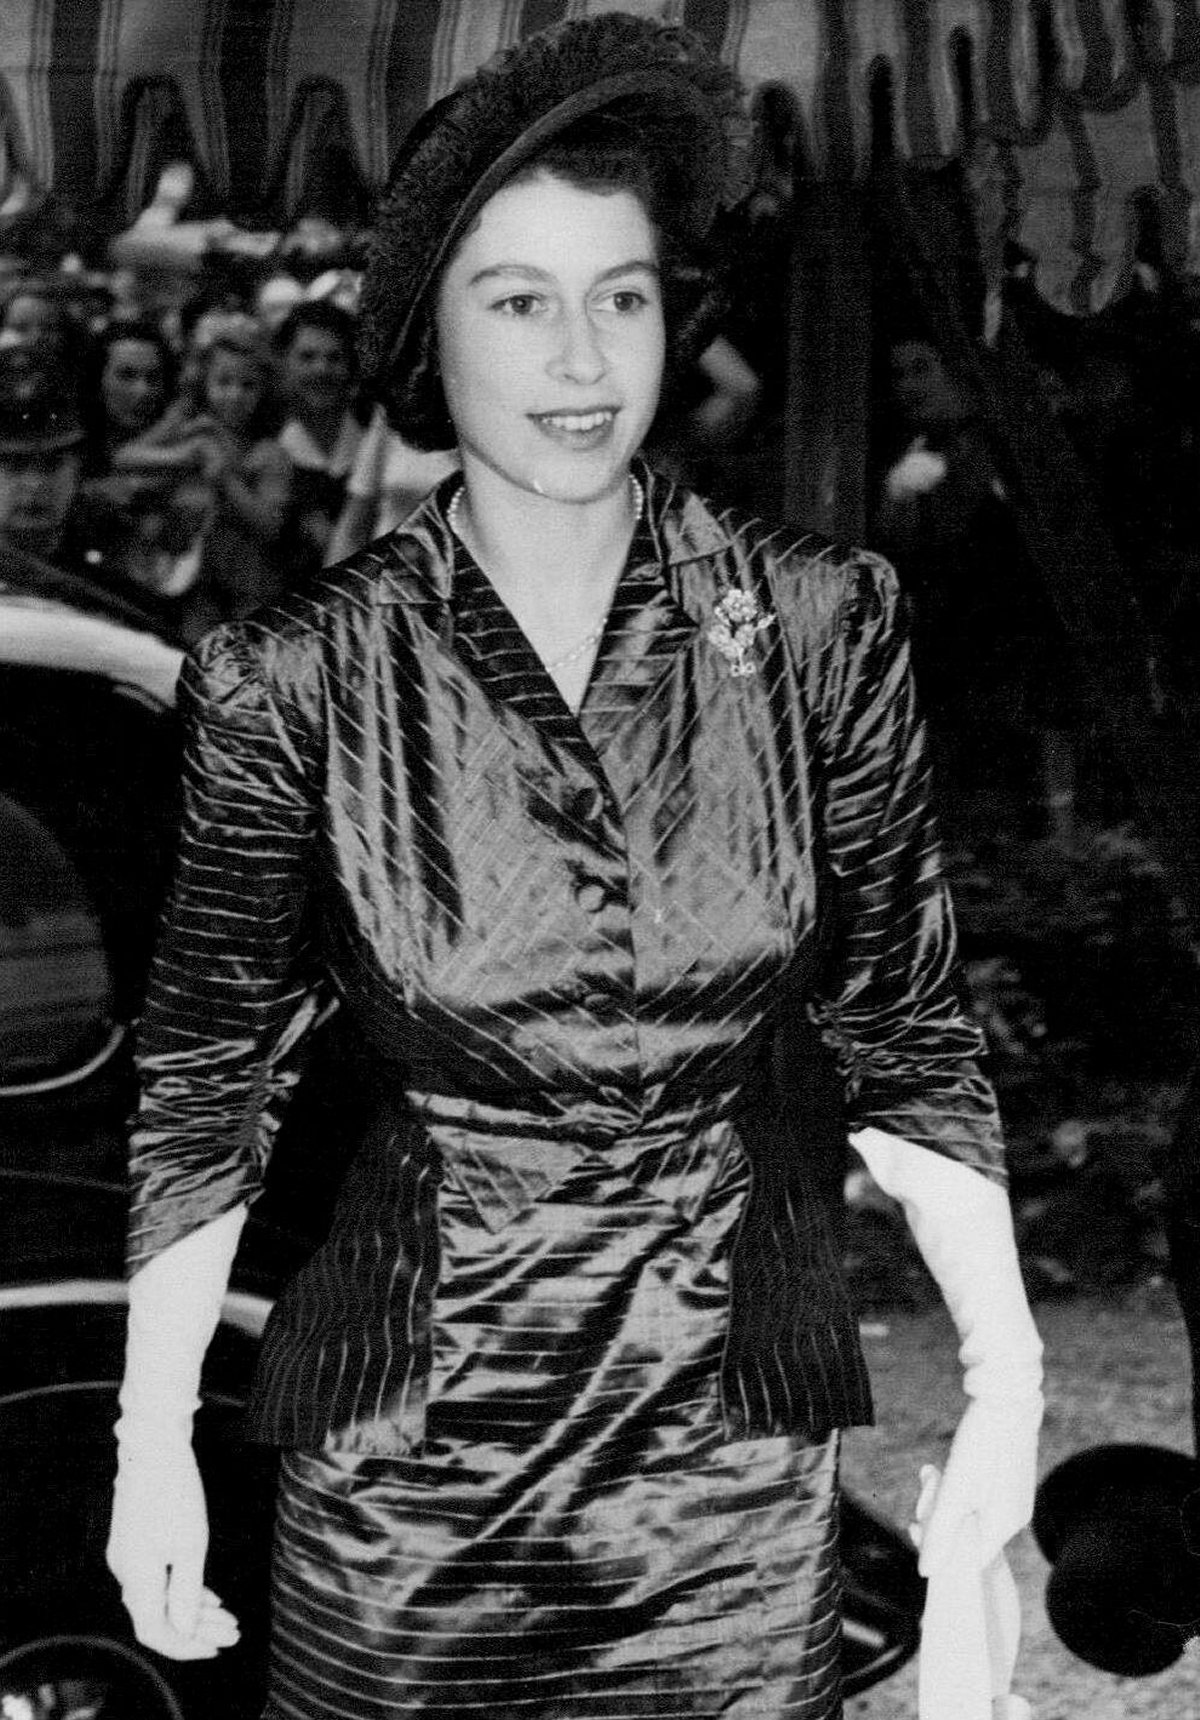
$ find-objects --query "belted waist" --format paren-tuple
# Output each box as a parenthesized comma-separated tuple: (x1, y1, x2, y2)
(400, 1085, 748, 1233)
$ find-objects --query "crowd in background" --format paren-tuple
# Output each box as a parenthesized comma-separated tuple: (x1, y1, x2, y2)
(0, 182, 460, 644)
(871, 263, 1200, 839)
(3, 152, 1200, 837)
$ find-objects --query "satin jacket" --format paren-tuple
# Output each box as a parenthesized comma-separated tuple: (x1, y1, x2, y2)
(127, 465, 1004, 1452)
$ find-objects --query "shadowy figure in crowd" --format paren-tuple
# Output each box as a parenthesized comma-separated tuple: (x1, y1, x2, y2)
(103, 314, 290, 640)
(84, 320, 177, 467)
(0, 348, 166, 633)
(175, 319, 291, 635)
(273, 300, 364, 574)
(873, 330, 1081, 838)
(74, 320, 185, 600)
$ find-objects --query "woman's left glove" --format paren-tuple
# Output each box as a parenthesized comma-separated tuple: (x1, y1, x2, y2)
(850, 1129, 1043, 1577)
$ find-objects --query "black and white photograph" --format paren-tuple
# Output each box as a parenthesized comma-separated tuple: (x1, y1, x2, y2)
(2, 4, 1200, 1717)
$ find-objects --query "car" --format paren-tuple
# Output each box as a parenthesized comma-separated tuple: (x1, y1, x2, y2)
(0, 579, 922, 1717)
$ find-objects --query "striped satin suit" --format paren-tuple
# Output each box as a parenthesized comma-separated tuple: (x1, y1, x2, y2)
(126, 465, 1004, 1717)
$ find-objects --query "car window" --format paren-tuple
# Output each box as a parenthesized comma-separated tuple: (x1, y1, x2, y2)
(0, 664, 181, 1023)
(0, 792, 114, 1084)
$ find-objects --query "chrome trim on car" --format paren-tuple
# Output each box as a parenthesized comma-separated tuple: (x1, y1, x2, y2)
(0, 1278, 273, 1337)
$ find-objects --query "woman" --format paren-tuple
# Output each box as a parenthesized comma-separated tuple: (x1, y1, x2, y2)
(272, 298, 364, 573)
(73, 321, 178, 601)
(169, 319, 292, 634)
(107, 17, 1042, 1718)
(86, 320, 176, 459)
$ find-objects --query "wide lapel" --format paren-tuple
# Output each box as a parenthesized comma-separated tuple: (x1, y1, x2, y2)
(388, 473, 724, 783)
(445, 531, 582, 743)
(576, 467, 711, 759)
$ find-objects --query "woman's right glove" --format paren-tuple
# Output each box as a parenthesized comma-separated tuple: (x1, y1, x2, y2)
(106, 1206, 247, 1660)
(850, 1128, 1043, 1577)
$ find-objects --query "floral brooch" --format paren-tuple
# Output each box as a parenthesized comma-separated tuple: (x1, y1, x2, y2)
(706, 585, 775, 678)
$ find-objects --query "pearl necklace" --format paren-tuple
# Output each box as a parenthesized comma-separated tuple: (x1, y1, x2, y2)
(447, 474, 644, 674)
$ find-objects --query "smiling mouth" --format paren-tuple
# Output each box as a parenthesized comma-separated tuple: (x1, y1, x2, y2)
(531, 408, 617, 432)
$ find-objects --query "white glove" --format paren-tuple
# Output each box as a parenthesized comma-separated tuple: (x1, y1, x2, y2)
(914, 1466, 1033, 1720)
(107, 1206, 247, 1659)
(850, 1129, 1043, 1578)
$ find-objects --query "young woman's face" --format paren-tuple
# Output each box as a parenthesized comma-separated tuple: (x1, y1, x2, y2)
(434, 170, 665, 506)
(102, 338, 166, 435)
(206, 348, 262, 432)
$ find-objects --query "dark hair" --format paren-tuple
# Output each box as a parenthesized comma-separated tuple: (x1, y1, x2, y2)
(272, 298, 358, 371)
(377, 115, 726, 452)
(91, 318, 178, 407)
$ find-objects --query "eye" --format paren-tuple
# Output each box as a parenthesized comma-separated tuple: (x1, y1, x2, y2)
(494, 293, 544, 317)
(606, 289, 648, 314)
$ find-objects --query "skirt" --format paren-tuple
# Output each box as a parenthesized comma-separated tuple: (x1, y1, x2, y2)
(263, 1129, 844, 1718)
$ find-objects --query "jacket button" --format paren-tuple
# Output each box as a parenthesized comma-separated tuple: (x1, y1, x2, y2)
(575, 881, 607, 913)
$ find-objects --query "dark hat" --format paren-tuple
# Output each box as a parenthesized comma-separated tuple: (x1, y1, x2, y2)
(1033, 1442, 1200, 1676)
(358, 13, 748, 394)
(0, 345, 85, 454)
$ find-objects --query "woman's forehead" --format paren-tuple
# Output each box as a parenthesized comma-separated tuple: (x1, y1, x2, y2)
(448, 171, 657, 280)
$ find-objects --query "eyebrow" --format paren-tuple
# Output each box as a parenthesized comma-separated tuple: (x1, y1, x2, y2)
(467, 259, 660, 288)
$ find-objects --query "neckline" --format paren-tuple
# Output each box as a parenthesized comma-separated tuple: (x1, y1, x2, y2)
(445, 479, 667, 719)
(445, 472, 651, 708)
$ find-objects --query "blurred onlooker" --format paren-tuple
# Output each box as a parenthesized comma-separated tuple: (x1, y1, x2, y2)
(873, 332, 1079, 836)
(326, 401, 457, 561)
(182, 318, 291, 631)
(1053, 330, 1186, 604)
(0, 280, 89, 375)
(69, 319, 185, 611)
(111, 314, 290, 639)
(82, 319, 177, 469)
(0, 348, 164, 632)
(273, 299, 363, 573)
(0, 364, 86, 566)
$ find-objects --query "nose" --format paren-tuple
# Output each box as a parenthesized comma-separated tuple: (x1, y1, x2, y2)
(549, 304, 606, 385)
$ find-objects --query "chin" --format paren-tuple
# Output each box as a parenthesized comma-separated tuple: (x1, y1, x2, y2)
(525, 451, 641, 505)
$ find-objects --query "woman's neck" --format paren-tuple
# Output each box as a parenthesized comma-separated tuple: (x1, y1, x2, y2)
(449, 467, 643, 712)
(452, 468, 640, 604)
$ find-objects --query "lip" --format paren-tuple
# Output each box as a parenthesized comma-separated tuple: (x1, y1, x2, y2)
(528, 406, 619, 448)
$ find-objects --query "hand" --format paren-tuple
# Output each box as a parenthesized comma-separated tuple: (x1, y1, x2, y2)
(106, 1431, 240, 1660)
(883, 438, 948, 501)
(913, 1393, 1042, 1577)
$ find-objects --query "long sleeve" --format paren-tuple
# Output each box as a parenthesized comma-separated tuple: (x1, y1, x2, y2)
(127, 622, 328, 1273)
(810, 551, 1003, 1182)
